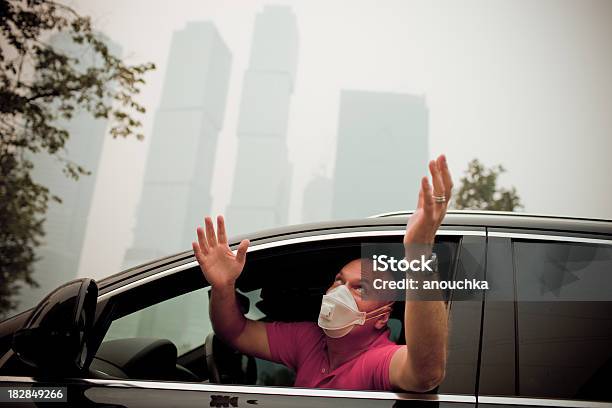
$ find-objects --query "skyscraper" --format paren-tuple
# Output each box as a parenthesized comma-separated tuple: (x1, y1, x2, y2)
(332, 90, 429, 219)
(302, 175, 333, 223)
(124, 22, 232, 268)
(18, 33, 121, 312)
(227, 6, 299, 235)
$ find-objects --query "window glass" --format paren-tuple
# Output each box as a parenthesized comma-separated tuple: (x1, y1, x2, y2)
(514, 240, 612, 401)
(438, 235, 485, 395)
(479, 238, 516, 396)
(104, 286, 212, 355)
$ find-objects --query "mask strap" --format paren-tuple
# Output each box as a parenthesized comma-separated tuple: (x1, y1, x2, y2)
(364, 302, 393, 322)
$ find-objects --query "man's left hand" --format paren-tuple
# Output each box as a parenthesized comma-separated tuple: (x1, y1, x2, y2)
(404, 154, 453, 247)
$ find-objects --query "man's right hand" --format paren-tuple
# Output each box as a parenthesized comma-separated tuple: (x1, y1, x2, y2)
(192, 215, 250, 288)
(193, 216, 270, 361)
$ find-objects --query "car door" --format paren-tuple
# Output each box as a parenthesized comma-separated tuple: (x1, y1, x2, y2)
(1, 226, 484, 407)
(479, 228, 612, 408)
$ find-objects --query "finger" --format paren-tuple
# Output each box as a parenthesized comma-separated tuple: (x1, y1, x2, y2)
(217, 215, 227, 244)
(417, 186, 424, 209)
(196, 226, 209, 255)
(429, 159, 445, 199)
(235, 239, 250, 265)
(422, 176, 434, 216)
(205, 216, 217, 247)
(438, 154, 454, 200)
(192, 241, 203, 263)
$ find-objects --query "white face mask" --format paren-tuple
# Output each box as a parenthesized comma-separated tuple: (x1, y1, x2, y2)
(317, 284, 391, 338)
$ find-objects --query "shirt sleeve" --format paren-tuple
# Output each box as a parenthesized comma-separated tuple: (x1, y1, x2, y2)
(264, 321, 318, 371)
(360, 344, 403, 391)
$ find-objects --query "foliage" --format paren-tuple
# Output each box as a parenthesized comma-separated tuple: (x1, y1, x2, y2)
(453, 159, 523, 212)
(0, 0, 155, 318)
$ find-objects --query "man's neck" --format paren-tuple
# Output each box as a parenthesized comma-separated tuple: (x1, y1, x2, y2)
(325, 327, 386, 370)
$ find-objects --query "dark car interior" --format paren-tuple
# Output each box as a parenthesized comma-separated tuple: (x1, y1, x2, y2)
(84, 236, 460, 386)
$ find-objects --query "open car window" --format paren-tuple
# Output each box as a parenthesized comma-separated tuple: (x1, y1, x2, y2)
(92, 232, 472, 392)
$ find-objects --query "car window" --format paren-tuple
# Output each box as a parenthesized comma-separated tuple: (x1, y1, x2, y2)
(96, 233, 475, 393)
(104, 286, 212, 355)
(514, 239, 612, 402)
(238, 234, 475, 393)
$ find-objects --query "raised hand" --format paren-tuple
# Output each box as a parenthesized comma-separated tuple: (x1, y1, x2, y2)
(404, 154, 453, 246)
(192, 215, 249, 288)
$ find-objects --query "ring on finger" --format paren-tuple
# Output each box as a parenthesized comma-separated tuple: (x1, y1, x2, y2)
(433, 195, 446, 203)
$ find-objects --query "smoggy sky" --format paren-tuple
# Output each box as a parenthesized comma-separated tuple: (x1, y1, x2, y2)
(68, 0, 612, 279)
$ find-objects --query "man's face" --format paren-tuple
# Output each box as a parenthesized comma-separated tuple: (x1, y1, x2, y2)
(326, 258, 390, 314)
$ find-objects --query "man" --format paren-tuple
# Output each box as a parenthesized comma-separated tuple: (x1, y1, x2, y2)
(192, 154, 453, 392)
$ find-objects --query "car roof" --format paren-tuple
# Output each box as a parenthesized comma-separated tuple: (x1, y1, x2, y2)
(97, 211, 612, 291)
(238, 211, 612, 240)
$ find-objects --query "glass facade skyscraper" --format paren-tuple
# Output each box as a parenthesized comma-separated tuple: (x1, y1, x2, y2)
(18, 33, 121, 312)
(332, 90, 429, 219)
(124, 22, 232, 268)
(227, 6, 299, 235)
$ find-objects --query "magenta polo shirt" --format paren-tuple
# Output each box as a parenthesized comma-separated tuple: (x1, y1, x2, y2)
(265, 321, 402, 391)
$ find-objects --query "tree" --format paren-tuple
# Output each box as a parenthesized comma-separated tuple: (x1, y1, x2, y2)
(453, 159, 523, 211)
(0, 0, 155, 318)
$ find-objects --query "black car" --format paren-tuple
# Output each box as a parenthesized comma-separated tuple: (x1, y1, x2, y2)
(1, 211, 611, 407)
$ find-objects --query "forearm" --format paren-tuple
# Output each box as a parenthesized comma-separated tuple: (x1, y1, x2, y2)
(393, 153, 452, 391)
(403, 246, 448, 384)
(403, 297, 448, 375)
(210, 283, 247, 344)
(390, 280, 448, 392)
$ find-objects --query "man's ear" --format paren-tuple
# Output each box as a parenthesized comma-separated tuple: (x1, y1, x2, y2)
(374, 312, 391, 330)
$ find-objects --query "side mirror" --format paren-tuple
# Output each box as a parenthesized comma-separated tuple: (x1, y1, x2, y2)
(12, 278, 98, 375)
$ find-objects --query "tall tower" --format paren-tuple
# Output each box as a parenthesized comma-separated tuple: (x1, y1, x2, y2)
(124, 22, 232, 268)
(227, 6, 299, 235)
(302, 175, 333, 223)
(332, 90, 429, 219)
(18, 33, 121, 312)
